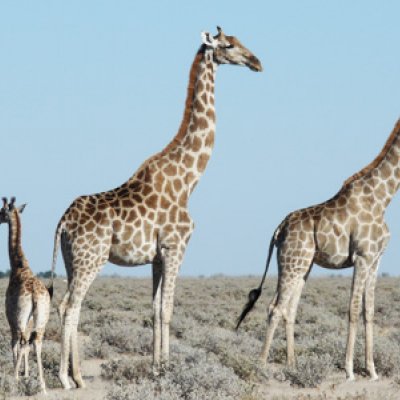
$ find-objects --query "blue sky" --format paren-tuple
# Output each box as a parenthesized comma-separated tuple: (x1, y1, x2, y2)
(1, 1, 400, 278)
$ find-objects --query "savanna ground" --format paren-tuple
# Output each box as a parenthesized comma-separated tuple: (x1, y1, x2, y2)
(1, 275, 400, 400)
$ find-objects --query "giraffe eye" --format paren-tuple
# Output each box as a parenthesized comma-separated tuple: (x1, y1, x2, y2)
(225, 44, 234, 49)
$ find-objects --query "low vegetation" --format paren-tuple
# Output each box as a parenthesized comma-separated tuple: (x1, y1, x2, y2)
(0, 275, 399, 399)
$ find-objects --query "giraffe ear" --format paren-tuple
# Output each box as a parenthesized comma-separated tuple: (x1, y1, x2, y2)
(18, 204, 27, 214)
(201, 31, 217, 48)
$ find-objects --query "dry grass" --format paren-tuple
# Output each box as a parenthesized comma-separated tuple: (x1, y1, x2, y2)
(0, 275, 399, 399)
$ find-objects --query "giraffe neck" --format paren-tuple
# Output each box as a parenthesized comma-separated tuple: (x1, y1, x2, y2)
(160, 45, 217, 192)
(7, 212, 28, 272)
(346, 120, 400, 208)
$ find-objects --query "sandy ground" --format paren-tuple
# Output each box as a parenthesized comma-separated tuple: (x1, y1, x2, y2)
(7, 357, 399, 400)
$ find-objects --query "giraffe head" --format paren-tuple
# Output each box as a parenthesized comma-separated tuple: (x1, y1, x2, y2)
(201, 26, 262, 72)
(0, 197, 26, 224)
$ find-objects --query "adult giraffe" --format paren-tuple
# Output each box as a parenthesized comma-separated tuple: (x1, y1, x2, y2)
(51, 27, 262, 389)
(237, 119, 400, 381)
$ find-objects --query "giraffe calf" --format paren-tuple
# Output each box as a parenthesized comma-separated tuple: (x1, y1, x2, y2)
(0, 197, 52, 393)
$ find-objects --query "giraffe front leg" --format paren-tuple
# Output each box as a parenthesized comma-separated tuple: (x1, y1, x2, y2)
(160, 246, 185, 367)
(364, 258, 380, 381)
(345, 257, 370, 381)
(152, 259, 162, 373)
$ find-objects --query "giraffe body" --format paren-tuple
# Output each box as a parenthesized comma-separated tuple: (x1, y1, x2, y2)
(237, 120, 400, 381)
(1, 197, 51, 393)
(51, 27, 262, 389)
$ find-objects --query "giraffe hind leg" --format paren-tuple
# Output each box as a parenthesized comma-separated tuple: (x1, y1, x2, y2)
(60, 263, 104, 389)
(152, 259, 162, 373)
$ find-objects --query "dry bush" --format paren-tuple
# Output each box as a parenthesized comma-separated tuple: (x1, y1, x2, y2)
(282, 353, 333, 387)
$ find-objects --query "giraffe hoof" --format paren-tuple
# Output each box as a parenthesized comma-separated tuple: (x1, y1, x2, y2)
(369, 374, 379, 382)
(346, 375, 355, 382)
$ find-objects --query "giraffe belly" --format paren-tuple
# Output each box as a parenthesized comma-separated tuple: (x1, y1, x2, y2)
(109, 242, 157, 266)
(314, 251, 353, 269)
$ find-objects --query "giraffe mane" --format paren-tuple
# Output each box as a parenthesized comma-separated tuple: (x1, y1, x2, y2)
(160, 45, 206, 155)
(342, 118, 400, 188)
(130, 45, 206, 178)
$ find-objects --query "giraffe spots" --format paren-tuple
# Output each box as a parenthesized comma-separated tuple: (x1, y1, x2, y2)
(164, 181, 174, 200)
(160, 196, 171, 209)
(158, 212, 167, 225)
(170, 206, 178, 224)
(132, 230, 142, 247)
(96, 227, 105, 237)
(387, 178, 396, 193)
(374, 183, 386, 201)
(184, 154, 195, 168)
(114, 220, 122, 232)
(372, 203, 383, 217)
(205, 131, 215, 147)
(386, 149, 398, 166)
(333, 225, 341, 237)
(122, 198, 134, 208)
(197, 117, 208, 130)
(141, 184, 153, 197)
(144, 223, 152, 241)
(86, 221, 95, 232)
(201, 93, 208, 105)
(194, 99, 205, 113)
(380, 161, 392, 179)
(127, 209, 137, 222)
(209, 95, 214, 105)
(196, 79, 204, 92)
(121, 225, 133, 241)
(145, 194, 158, 209)
(347, 198, 359, 214)
(336, 209, 347, 224)
(197, 153, 209, 173)
(154, 175, 163, 193)
(138, 205, 147, 216)
(131, 193, 142, 203)
(371, 224, 383, 241)
(191, 136, 202, 152)
(163, 164, 177, 177)
(362, 185, 372, 195)
(173, 178, 183, 192)
(147, 211, 155, 221)
(358, 211, 372, 223)
(178, 192, 188, 207)
(169, 150, 182, 163)
(206, 108, 215, 122)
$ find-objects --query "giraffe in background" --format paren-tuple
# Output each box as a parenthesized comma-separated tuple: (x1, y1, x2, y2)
(0, 197, 51, 393)
(237, 119, 400, 381)
(50, 27, 262, 389)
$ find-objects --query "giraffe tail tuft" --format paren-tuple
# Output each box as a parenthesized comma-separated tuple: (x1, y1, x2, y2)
(235, 231, 277, 331)
(236, 287, 262, 330)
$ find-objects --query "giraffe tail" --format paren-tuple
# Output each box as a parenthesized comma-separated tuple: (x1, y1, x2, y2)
(236, 232, 276, 330)
(47, 220, 64, 298)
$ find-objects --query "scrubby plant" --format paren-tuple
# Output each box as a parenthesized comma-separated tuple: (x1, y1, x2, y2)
(282, 353, 333, 388)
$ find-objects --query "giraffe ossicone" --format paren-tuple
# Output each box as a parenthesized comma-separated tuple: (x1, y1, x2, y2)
(0, 197, 51, 393)
(50, 27, 262, 389)
(237, 119, 400, 381)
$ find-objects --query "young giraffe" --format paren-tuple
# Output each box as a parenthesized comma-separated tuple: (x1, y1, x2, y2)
(50, 27, 262, 389)
(0, 197, 51, 393)
(237, 119, 400, 381)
